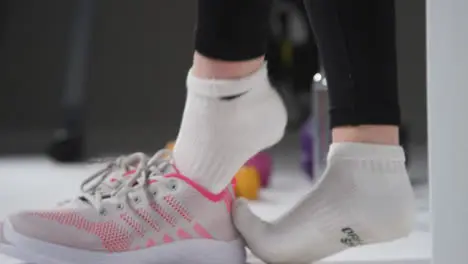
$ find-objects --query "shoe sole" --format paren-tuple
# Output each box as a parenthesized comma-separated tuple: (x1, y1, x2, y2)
(1, 220, 246, 264)
(0, 243, 54, 264)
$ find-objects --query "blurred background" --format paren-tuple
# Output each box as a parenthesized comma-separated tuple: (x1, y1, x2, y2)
(0, 0, 426, 162)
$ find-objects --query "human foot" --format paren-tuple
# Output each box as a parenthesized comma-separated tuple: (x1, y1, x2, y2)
(1, 150, 244, 264)
(234, 143, 415, 263)
(174, 64, 287, 193)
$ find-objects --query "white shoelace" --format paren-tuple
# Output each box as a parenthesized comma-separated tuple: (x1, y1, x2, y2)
(57, 152, 147, 207)
(79, 152, 148, 209)
(81, 149, 175, 214)
(82, 153, 150, 193)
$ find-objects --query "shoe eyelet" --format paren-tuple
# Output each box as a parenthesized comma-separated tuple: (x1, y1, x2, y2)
(99, 208, 107, 216)
(167, 180, 178, 191)
(152, 191, 158, 197)
(116, 203, 124, 210)
(133, 196, 141, 204)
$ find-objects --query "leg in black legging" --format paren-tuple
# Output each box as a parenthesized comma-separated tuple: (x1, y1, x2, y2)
(195, 0, 271, 61)
(174, 0, 287, 193)
(304, 0, 400, 128)
(233, 2, 414, 263)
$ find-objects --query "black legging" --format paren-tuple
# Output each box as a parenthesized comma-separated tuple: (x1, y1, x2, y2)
(195, 0, 400, 128)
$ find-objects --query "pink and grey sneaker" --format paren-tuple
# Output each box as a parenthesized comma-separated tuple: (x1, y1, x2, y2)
(1, 150, 245, 264)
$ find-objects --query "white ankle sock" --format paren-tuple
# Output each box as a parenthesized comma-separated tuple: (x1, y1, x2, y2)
(234, 142, 415, 263)
(173, 65, 287, 193)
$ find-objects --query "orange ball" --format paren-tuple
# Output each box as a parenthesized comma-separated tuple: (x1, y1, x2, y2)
(234, 166, 261, 200)
(165, 141, 175, 151)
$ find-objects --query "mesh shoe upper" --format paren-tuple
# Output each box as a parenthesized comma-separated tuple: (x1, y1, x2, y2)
(7, 171, 238, 252)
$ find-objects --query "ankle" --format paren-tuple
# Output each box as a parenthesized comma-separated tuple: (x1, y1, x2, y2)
(331, 125, 399, 145)
(192, 52, 264, 79)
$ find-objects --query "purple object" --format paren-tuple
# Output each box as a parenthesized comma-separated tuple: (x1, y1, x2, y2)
(246, 152, 272, 187)
(300, 118, 314, 179)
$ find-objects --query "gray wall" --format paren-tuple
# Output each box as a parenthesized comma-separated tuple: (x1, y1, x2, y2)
(0, 0, 196, 155)
(396, 0, 427, 146)
(0, 0, 427, 156)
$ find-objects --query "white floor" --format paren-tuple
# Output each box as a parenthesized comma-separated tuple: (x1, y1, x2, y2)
(0, 155, 431, 264)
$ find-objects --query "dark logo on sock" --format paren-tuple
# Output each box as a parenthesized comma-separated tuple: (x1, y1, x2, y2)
(219, 91, 249, 101)
(340, 227, 363, 247)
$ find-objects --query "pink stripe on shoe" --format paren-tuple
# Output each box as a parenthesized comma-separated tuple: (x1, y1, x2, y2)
(164, 195, 193, 222)
(124, 169, 136, 177)
(136, 209, 160, 232)
(164, 173, 231, 202)
(120, 213, 145, 237)
(163, 234, 174, 243)
(193, 223, 213, 239)
(150, 202, 176, 227)
(32, 211, 132, 252)
(146, 239, 157, 248)
(177, 228, 193, 239)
